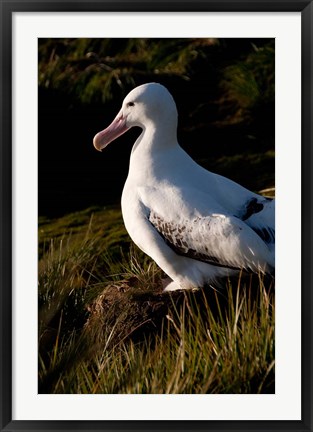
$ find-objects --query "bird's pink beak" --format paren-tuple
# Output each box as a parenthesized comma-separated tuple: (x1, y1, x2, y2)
(93, 110, 130, 152)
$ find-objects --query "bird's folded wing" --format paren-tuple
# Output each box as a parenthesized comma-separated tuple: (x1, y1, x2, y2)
(243, 199, 275, 245)
(149, 210, 273, 272)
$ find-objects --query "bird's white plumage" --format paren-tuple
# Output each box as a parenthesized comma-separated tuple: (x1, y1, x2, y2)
(93, 83, 275, 291)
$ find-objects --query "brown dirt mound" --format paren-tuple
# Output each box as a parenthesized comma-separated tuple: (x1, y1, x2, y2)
(84, 277, 184, 348)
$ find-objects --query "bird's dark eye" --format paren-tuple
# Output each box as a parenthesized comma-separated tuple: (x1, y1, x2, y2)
(127, 102, 135, 107)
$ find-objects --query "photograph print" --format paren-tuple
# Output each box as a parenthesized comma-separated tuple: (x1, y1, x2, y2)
(38, 38, 275, 394)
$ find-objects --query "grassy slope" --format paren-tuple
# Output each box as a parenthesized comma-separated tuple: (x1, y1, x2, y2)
(38, 205, 275, 394)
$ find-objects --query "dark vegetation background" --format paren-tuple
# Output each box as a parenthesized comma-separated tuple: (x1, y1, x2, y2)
(38, 38, 275, 218)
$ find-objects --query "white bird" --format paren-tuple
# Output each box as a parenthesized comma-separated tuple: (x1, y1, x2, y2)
(93, 83, 275, 291)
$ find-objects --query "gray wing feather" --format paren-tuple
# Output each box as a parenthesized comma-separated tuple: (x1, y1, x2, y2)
(149, 210, 274, 273)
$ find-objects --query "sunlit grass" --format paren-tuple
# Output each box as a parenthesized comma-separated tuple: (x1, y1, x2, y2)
(38, 207, 275, 394)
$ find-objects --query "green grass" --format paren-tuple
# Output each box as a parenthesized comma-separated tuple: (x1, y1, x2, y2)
(38, 206, 275, 394)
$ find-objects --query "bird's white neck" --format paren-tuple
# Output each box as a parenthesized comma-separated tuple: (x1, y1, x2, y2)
(128, 120, 179, 182)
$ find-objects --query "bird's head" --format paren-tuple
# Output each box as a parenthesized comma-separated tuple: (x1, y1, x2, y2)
(93, 82, 178, 152)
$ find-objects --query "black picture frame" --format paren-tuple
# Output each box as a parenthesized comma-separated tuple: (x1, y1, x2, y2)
(1, 1, 312, 431)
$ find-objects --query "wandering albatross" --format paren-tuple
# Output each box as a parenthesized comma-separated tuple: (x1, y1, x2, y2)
(93, 83, 275, 291)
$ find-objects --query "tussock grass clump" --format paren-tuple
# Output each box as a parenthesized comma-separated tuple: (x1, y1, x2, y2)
(39, 208, 275, 394)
